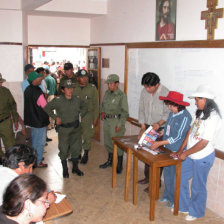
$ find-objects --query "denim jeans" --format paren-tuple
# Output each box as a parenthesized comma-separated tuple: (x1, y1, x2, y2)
(31, 127, 46, 165)
(179, 152, 215, 218)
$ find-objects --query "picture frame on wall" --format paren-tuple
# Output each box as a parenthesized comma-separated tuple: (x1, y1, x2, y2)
(156, 0, 176, 41)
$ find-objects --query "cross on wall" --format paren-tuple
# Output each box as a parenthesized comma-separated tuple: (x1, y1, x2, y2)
(201, 0, 224, 40)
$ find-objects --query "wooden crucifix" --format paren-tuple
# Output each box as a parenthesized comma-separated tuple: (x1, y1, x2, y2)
(201, 0, 224, 40)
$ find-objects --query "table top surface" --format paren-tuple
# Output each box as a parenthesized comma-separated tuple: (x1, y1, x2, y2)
(44, 197, 73, 222)
(113, 135, 181, 167)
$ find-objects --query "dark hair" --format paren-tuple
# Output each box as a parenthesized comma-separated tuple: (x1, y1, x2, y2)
(196, 98, 221, 120)
(45, 69, 50, 75)
(141, 72, 160, 86)
(164, 100, 186, 112)
(2, 174, 47, 217)
(159, 0, 171, 14)
(3, 144, 36, 169)
(35, 67, 45, 74)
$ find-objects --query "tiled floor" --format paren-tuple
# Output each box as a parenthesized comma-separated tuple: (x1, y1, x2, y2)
(35, 130, 224, 224)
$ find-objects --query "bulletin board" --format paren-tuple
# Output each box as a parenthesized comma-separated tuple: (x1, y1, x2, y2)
(124, 40, 224, 151)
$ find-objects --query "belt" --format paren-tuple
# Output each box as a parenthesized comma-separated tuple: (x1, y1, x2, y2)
(0, 116, 10, 123)
(59, 120, 79, 128)
(105, 114, 121, 119)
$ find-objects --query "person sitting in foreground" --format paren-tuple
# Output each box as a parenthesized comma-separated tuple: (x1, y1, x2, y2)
(0, 144, 56, 205)
(0, 173, 49, 224)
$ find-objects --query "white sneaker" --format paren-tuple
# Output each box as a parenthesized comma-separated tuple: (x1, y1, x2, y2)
(171, 207, 189, 214)
(159, 197, 168, 202)
(185, 215, 197, 221)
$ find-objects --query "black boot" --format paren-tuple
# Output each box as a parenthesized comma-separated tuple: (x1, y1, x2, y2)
(61, 160, 69, 178)
(116, 155, 123, 174)
(72, 158, 84, 176)
(80, 150, 88, 164)
(99, 153, 113, 168)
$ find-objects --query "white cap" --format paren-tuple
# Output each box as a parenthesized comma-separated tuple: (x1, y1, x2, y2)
(189, 85, 215, 100)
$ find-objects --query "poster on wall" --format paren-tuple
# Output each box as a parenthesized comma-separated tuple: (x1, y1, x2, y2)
(156, 0, 176, 41)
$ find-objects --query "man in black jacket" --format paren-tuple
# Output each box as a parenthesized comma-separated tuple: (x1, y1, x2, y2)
(24, 72, 49, 168)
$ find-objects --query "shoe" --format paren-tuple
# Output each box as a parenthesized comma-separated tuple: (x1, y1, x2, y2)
(171, 208, 189, 215)
(138, 178, 148, 185)
(166, 201, 174, 208)
(185, 215, 197, 221)
(80, 150, 88, 164)
(61, 160, 69, 178)
(144, 186, 149, 193)
(99, 153, 113, 168)
(72, 158, 84, 176)
(46, 137, 52, 142)
(36, 162, 48, 168)
(159, 197, 168, 202)
(116, 155, 123, 174)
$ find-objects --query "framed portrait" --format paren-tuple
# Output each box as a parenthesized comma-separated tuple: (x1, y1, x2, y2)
(156, 0, 176, 41)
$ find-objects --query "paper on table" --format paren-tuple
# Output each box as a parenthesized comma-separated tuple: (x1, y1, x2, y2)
(55, 193, 66, 204)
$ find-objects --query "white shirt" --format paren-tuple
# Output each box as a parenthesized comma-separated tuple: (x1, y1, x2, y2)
(0, 167, 18, 205)
(188, 111, 221, 160)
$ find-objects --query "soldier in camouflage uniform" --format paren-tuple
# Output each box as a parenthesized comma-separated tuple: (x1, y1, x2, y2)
(99, 74, 129, 174)
(0, 73, 18, 162)
(44, 79, 88, 178)
(73, 69, 99, 164)
(58, 62, 77, 95)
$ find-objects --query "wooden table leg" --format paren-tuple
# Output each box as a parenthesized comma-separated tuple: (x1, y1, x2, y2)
(133, 155, 138, 205)
(149, 164, 156, 221)
(124, 149, 132, 202)
(173, 162, 181, 216)
(112, 143, 118, 188)
(155, 167, 160, 200)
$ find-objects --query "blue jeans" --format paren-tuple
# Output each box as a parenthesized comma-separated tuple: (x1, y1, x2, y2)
(179, 152, 215, 218)
(31, 127, 46, 165)
(163, 165, 176, 204)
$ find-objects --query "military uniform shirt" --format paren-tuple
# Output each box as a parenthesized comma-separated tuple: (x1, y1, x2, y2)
(101, 88, 129, 127)
(73, 83, 99, 121)
(0, 86, 18, 122)
(44, 94, 87, 123)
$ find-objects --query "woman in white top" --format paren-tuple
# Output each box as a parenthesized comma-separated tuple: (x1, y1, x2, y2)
(172, 85, 221, 221)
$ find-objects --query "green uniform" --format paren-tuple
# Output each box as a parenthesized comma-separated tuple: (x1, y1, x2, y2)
(73, 83, 99, 151)
(0, 86, 18, 155)
(58, 74, 77, 95)
(44, 94, 87, 160)
(101, 88, 129, 156)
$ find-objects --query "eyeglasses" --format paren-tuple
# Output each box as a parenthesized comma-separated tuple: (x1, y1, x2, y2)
(37, 199, 50, 205)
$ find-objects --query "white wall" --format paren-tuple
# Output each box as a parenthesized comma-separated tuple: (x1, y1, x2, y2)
(91, 0, 224, 43)
(0, 10, 23, 42)
(28, 15, 90, 45)
(100, 45, 125, 82)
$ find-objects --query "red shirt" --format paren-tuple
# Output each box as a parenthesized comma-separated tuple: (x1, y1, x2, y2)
(157, 23, 175, 40)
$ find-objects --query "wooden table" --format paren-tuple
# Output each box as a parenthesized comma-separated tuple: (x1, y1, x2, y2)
(43, 197, 73, 222)
(112, 135, 182, 221)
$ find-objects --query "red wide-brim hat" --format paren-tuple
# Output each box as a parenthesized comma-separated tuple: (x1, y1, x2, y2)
(159, 91, 190, 106)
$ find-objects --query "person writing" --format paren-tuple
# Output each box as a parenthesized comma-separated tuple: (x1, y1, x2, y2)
(172, 85, 221, 221)
(150, 91, 192, 208)
(0, 173, 49, 224)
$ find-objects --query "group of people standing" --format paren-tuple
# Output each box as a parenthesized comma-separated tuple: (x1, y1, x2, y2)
(0, 61, 221, 222)
(137, 72, 221, 221)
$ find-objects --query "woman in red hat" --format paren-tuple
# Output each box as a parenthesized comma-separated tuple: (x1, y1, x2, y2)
(150, 91, 192, 208)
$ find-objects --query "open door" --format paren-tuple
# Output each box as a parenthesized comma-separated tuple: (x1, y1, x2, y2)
(86, 47, 101, 141)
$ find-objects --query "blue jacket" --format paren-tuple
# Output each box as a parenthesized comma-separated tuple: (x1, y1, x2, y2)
(163, 109, 192, 152)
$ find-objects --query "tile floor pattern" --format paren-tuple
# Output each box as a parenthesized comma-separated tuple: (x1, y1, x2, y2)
(35, 130, 224, 224)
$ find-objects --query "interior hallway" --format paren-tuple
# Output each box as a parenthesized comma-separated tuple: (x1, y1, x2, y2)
(35, 130, 224, 224)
